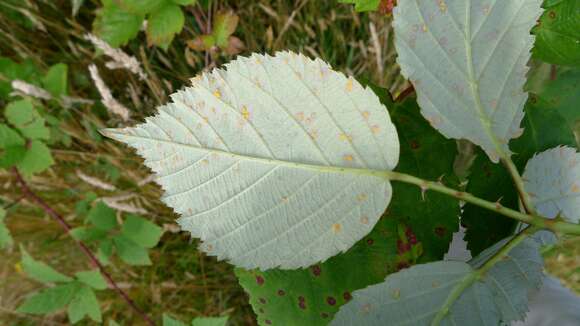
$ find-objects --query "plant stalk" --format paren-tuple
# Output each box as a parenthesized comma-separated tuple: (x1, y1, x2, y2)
(383, 171, 580, 235)
(12, 168, 156, 326)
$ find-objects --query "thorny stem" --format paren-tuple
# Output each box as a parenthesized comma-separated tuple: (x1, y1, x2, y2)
(431, 226, 538, 325)
(12, 168, 156, 326)
(383, 171, 580, 235)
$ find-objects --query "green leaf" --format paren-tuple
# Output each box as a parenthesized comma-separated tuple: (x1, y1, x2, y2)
(523, 147, 580, 222)
(21, 246, 73, 283)
(532, 68, 580, 139)
(97, 238, 114, 265)
(93, 0, 144, 48)
(0, 124, 25, 169)
(172, 0, 197, 5)
(113, 235, 152, 265)
(75, 191, 98, 216)
(339, 0, 380, 12)
(463, 68, 579, 255)
(163, 314, 187, 326)
(393, 0, 542, 162)
(120, 214, 163, 248)
(4, 100, 49, 140)
(331, 232, 549, 325)
(102, 52, 400, 270)
(0, 57, 41, 99)
(236, 90, 458, 325)
(67, 285, 102, 323)
(0, 123, 25, 148)
(212, 11, 239, 48)
(532, 0, 580, 67)
(16, 140, 54, 176)
(0, 207, 13, 249)
(146, 3, 184, 49)
(17, 282, 81, 314)
(118, 0, 165, 15)
(70, 227, 108, 243)
(87, 201, 118, 231)
(191, 316, 229, 326)
(42, 63, 68, 97)
(75, 270, 108, 290)
(381, 94, 460, 263)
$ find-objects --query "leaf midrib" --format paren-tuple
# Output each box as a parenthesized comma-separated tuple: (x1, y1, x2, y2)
(103, 130, 391, 178)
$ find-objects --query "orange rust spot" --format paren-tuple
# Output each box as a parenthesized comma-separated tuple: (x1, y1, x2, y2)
(332, 223, 342, 234)
(346, 78, 354, 92)
(241, 106, 251, 120)
(296, 112, 305, 121)
(339, 133, 353, 141)
(362, 111, 370, 120)
(371, 125, 380, 135)
(356, 193, 368, 202)
(308, 130, 319, 140)
(360, 216, 369, 225)
(438, 0, 447, 13)
(213, 90, 221, 98)
(572, 184, 580, 193)
(343, 154, 354, 162)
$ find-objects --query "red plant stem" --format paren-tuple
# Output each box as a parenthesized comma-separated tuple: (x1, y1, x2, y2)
(12, 168, 156, 326)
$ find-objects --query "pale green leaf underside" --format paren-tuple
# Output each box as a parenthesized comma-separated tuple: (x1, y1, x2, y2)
(103, 51, 400, 270)
(331, 261, 499, 326)
(523, 146, 580, 223)
(393, 0, 543, 162)
(332, 233, 549, 325)
(468, 232, 552, 322)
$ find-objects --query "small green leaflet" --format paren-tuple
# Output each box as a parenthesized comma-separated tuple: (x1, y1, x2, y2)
(331, 232, 550, 325)
(146, 3, 185, 50)
(87, 201, 118, 231)
(113, 234, 152, 265)
(5, 100, 49, 140)
(67, 285, 102, 323)
(192, 316, 229, 326)
(163, 314, 229, 326)
(20, 246, 73, 283)
(18, 282, 81, 315)
(75, 270, 108, 290)
(339, 0, 380, 12)
(42, 63, 68, 97)
(0, 207, 12, 249)
(93, 0, 144, 48)
(393, 0, 543, 162)
(523, 146, 580, 223)
(532, 0, 580, 67)
(103, 52, 400, 270)
(118, 0, 165, 15)
(120, 214, 164, 248)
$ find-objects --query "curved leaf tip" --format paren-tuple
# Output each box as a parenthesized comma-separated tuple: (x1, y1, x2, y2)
(102, 51, 400, 270)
